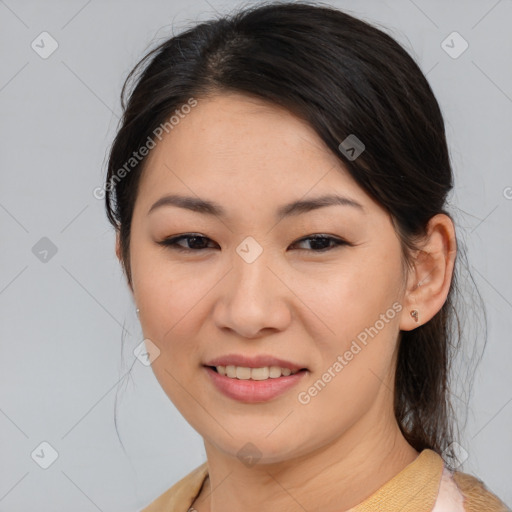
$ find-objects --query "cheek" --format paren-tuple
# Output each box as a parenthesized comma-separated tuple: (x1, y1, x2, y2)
(131, 254, 210, 411)
(297, 300, 401, 438)
(131, 237, 198, 320)
(130, 246, 221, 375)
(300, 246, 403, 410)
(304, 249, 404, 351)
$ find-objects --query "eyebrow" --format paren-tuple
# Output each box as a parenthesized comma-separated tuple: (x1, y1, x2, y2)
(147, 193, 364, 219)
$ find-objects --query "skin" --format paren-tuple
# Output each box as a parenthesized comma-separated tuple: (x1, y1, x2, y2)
(116, 92, 456, 512)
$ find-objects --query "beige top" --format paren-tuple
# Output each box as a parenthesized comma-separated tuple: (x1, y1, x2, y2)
(140, 448, 510, 512)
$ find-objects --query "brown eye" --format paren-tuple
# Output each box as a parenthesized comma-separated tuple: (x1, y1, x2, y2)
(157, 233, 349, 254)
(157, 234, 217, 252)
(289, 235, 349, 252)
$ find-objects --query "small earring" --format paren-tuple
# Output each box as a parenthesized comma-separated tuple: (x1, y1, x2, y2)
(410, 309, 419, 322)
(136, 308, 140, 316)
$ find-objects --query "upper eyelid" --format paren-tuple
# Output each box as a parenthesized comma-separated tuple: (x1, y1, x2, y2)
(161, 233, 344, 242)
(158, 233, 348, 249)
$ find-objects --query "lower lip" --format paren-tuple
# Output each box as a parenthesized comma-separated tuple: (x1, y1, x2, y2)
(204, 366, 308, 403)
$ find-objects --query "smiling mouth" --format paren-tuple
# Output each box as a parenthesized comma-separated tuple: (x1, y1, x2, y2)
(207, 365, 308, 380)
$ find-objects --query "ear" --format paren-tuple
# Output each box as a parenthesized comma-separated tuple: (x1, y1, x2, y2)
(115, 231, 122, 262)
(115, 231, 134, 294)
(399, 213, 457, 331)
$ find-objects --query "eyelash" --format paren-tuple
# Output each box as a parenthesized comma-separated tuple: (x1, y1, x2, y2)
(157, 233, 350, 253)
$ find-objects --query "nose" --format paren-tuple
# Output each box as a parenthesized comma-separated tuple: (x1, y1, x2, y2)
(212, 245, 292, 339)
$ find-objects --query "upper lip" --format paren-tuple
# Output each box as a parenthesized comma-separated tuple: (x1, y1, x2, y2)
(204, 354, 306, 370)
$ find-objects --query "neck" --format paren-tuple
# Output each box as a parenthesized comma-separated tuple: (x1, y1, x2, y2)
(193, 405, 419, 512)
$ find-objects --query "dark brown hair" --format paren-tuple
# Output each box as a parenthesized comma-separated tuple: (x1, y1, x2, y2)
(106, 1, 483, 470)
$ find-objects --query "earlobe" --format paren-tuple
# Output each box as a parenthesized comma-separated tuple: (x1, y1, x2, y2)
(399, 214, 456, 331)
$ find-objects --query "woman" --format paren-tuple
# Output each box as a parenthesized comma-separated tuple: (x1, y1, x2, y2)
(104, 2, 510, 510)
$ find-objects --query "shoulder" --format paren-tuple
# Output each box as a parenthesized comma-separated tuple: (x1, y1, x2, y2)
(451, 470, 510, 512)
(139, 462, 209, 512)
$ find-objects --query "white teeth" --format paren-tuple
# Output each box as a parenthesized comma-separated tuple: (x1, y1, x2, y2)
(215, 365, 300, 380)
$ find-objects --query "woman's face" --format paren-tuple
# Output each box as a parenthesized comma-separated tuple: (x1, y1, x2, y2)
(126, 92, 410, 463)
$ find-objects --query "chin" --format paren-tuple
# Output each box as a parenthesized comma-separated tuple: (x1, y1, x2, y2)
(205, 432, 308, 466)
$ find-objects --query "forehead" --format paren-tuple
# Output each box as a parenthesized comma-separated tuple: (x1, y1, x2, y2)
(135, 92, 372, 215)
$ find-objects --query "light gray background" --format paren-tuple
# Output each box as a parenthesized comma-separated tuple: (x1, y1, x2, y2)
(1, 0, 511, 510)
